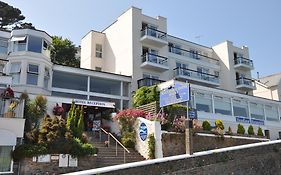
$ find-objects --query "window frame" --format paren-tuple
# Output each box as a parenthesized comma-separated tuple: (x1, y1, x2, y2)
(95, 44, 103, 58)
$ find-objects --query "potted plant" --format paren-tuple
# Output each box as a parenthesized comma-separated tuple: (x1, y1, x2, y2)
(5, 101, 18, 117)
(53, 103, 64, 116)
(1, 86, 14, 99)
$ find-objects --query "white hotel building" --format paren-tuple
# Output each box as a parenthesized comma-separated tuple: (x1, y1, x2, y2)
(81, 6, 281, 139)
(0, 6, 280, 173)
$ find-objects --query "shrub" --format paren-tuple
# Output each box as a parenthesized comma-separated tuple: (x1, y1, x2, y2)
(257, 127, 264, 137)
(172, 116, 185, 133)
(121, 132, 136, 148)
(215, 120, 224, 130)
(148, 134, 155, 159)
(237, 124, 245, 135)
(69, 138, 97, 157)
(247, 125, 255, 135)
(133, 85, 159, 107)
(202, 120, 211, 131)
(12, 144, 48, 161)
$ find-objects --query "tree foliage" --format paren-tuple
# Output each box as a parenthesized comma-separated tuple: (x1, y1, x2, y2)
(51, 36, 79, 68)
(133, 85, 159, 107)
(66, 102, 85, 138)
(0, 1, 25, 29)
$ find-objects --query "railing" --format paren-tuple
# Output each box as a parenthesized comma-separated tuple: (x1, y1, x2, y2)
(99, 128, 130, 163)
(141, 27, 167, 40)
(137, 77, 164, 88)
(174, 67, 219, 84)
(236, 77, 255, 87)
(142, 53, 168, 66)
(234, 57, 254, 67)
(169, 46, 220, 65)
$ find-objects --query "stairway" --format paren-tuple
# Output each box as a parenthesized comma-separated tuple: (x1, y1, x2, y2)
(86, 131, 145, 168)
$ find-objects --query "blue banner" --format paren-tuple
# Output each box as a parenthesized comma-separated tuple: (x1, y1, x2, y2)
(160, 83, 189, 107)
(236, 116, 264, 125)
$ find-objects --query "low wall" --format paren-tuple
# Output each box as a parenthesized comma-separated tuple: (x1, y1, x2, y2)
(19, 155, 97, 174)
(162, 132, 266, 157)
(134, 117, 163, 159)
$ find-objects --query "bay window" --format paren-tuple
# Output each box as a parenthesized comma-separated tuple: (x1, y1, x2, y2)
(27, 64, 39, 85)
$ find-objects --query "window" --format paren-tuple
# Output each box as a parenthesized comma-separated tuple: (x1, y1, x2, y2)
(52, 91, 87, 99)
(143, 74, 159, 86)
(52, 71, 88, 91)
(250, 103, 264, 120)
(214, 71, 220, 78)
(214, 96, 231, 115)
(190, 49, 199, 59)
(27, 64, 39, 85)
(10, 63, 21, 84)
(0, 63, 4, 73)
(176, 62, 189, 76)
(195, 92, 212, 112)
(197, 67, 209, 80)
(95, 44, 102, 58)
(265, 105, 279, 121)
(123, 82, 129, 97)
(233, 99, 249, 117)
(123, 100, 129, 109)
(95, 67, 102, 71)
(28, 36, 42, 53)
(44, 67, 50, 88)
(90, 77, 121, 95)
(0, 146, 13, 172)
(43, 40, 48, 50)
(0, 38, 8, 54)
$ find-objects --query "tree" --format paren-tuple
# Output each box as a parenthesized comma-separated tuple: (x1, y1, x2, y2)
(77, 106, 85, 138)
(66, 102, 85, 138)
(0, 1, 25, 29)
(14, 22, 35, 29)
(133, 85, 159, 107)
(51, 36, 80, 68)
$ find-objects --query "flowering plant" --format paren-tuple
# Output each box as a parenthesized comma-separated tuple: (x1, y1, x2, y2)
(53, 103, 64, 116)
(2, 86, 14, 99)
(8, 101, 18, 112)
(172, 116, 186, 133)
(145, 112, 168, 125)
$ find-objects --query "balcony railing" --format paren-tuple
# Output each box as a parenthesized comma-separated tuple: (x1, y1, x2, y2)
(142, 53, 168, 66)
(169, 46, 220, 65)
(0, 98, 25, 118)
(137, 77, 164, 88)
(174, 67, 219, 84)
(234, 57, 254, 68)
(141, 27, 167, 40)
(236, 77, 255, 88)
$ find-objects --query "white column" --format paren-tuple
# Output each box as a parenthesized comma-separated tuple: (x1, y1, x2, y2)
(211, 94, 215, 113)
(87, 76, 90, 100)
(120, 81, 123, 110)
(248, 101, 251, 119)
(263, 104, 266, 121)
(230, 98, 234, 116)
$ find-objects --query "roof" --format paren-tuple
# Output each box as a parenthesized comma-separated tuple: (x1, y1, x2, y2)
(258, 72, 281, 87)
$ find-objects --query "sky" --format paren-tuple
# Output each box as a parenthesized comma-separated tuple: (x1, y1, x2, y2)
(3, 0, 281, 78)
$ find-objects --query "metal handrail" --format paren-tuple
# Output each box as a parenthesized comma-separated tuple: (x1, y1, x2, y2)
(99, 128, 130, 163)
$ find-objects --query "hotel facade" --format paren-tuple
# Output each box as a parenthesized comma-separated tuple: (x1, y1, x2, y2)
(0, 6, 280, 173)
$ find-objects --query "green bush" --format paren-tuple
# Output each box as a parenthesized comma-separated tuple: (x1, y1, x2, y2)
(237, 124, 245, 135)
(247, 125, 254, 135)
(69, 138, 97, 157)
(257, 127, 264, 137)
(202, 120, 211, 131)
(12, 144, 48, 161)
(133, 85, 159, 107)
(121, 132, 136, 148)
(148, 134, 155, 159)
(215, 120, 224, 130)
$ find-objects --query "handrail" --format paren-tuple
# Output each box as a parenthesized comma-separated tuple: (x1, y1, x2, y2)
(99, 128, 130, 163)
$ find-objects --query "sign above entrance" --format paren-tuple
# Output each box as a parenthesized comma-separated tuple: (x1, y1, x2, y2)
(73, 99, 115, 108)
(159, 80, 190, 108)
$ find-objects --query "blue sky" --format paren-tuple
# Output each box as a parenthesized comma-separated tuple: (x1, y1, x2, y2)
(4, 0, 281, 78)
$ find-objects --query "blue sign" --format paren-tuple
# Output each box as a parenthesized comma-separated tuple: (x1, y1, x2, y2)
(160, 83, 189, 107)
(188, 108, 198, 119)
(139, 123, 148, 141)
(236, 116, 264, 125)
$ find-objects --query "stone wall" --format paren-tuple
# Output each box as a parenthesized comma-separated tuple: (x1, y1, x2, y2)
(101, 142, 281, 175)
(162, 132, 265, 157)
(19, 155, 97, 175)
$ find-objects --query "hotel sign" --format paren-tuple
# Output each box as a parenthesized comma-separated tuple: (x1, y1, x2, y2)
(160, 82, 189, 107)
(73, 99, 115, 108)
(236, 116, 264, 125)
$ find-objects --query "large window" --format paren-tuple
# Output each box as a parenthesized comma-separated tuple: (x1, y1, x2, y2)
(195, 92, 212, 112)
(233, 99, 249, 117)
(12, 36, 26, 52)
(10, 63, 21, 84)
(44, 67, 50, 88)
(123, 82, 129, 97)
(265, 105, 279, 121)
(52, 71, 87, 91)
(214, 96, 232, 115)
(95, 44, 102, 58)
(27, 64, 39, 85)
(250, 102, 264, 120)
(28, 36, 42, 53)
(0, 146, 13, 172)
(0, 38, 8, 54)
(90, 77, 121, 95)
(52, 91, 87, 99)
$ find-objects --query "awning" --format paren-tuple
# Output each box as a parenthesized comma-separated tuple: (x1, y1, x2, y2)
(10, 36, 26, 42)
(72, 99, 115, 108)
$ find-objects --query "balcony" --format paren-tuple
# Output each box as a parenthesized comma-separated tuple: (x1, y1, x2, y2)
(236, 77, 256, 90)
(234, 57, 254, 70)
(169, 46, 220, 67)
(140, 53, 169, 72)
(137, 77, 164, 88)
(174, 67, 220, 87)
(140, 27, 168, 47)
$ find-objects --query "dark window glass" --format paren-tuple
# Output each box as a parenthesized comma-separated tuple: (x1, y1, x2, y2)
(52, 71, 87, 91)
(52, 91, 87, 99)
(90, 77, 121, 95)
(28, 36, 42, 53)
